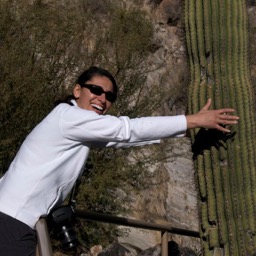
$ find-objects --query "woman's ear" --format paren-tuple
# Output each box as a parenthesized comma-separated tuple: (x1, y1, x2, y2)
(73, 84, 81, 99)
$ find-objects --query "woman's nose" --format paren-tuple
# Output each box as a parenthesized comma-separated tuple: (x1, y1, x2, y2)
(97, 92, 106, 102)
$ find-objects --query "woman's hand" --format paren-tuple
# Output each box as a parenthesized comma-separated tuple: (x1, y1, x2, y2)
(186, 99, 239, 133)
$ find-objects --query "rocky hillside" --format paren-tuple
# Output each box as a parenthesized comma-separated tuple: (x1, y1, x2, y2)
(112, 0, 256, 254)
(116, 0, 199, 253)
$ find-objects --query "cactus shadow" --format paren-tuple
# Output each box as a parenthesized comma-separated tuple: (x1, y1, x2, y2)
(191, 128, 236, 160)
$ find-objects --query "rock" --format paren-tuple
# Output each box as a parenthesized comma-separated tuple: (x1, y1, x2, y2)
(137, 244, 161, 256)
(82, 241, 198, 256)
(98, 242, 135, 256)
(180, 247, 198, 256)
(90, 245, 103, 255)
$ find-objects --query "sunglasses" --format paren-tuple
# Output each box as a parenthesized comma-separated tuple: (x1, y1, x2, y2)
(80, 84, 117, 103)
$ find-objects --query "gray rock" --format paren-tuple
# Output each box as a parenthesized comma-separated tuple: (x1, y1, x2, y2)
(98, 242, 135, 256)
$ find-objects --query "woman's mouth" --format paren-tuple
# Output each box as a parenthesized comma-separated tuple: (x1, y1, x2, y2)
(91, 104, 104, 114)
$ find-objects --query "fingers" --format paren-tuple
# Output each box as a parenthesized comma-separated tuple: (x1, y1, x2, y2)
(219, 120, 239, 126)
(201, 98, 212, 111)
(216, 124, 232, 133)
(216, 113, 239, 132)
(217, 108, 236, 114)
(218, 114, 239, 122)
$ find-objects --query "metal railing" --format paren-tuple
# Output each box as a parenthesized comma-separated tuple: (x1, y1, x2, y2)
(76, 210, 200, 256)
(35, 218, 53, 256)
(36, 210, 200, 256)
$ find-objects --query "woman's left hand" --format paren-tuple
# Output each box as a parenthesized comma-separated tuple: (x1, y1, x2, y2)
(186, 99, 239, 133)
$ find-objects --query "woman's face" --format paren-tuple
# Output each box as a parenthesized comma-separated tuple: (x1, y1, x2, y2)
(73, 75, 114, 115)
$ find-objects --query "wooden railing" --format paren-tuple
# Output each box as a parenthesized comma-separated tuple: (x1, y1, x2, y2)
(36, 210, 200, 256)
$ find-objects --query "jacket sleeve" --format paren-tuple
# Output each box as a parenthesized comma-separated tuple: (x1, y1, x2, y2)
(59, 105, 187, 147)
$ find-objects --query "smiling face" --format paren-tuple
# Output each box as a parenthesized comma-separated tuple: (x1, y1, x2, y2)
(73, 75, 114, 115)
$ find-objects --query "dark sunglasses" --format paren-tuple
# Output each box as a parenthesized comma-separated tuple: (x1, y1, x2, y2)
(80, 84, 117, 103)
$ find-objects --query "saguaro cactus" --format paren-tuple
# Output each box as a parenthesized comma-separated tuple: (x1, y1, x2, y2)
(185, 0, 256, 255)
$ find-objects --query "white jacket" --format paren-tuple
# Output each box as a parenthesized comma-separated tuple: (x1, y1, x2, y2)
(0, 101, 187, 229)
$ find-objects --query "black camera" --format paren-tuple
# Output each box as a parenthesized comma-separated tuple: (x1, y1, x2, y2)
(48, 205, 78, 250)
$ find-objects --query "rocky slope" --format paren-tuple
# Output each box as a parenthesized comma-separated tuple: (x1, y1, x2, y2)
(115, 0, 256, 254)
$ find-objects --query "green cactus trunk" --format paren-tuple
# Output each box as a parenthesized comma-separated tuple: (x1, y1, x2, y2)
(185, 0, 256, 255)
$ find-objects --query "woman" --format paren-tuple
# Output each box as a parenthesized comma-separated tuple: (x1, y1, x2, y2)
(0, 66, 239, 255)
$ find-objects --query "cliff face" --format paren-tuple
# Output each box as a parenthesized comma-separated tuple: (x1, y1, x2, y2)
(117, 0, 198, 251)
(118, 0, 256, 252)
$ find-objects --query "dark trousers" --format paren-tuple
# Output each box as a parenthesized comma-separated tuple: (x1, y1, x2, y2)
(0, 212, 37, 256)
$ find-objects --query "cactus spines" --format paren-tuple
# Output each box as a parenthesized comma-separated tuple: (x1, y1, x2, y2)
(185, 0, 256, 255)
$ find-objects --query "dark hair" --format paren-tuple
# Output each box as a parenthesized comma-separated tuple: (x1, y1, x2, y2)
(54, 66, 118, 106)
(76, 66, 118, 96)
(54, 95, 76, 107)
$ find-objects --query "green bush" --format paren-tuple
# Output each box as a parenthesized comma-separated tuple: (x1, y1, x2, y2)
(0, 0, 168, 251)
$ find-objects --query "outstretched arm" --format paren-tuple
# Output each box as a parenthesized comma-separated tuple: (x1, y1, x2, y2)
(186, 99, 239, 133)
